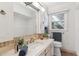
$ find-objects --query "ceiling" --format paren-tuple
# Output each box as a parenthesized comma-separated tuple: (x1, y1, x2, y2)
(42, 2, 78, 7)
(41, 2, 79, 13)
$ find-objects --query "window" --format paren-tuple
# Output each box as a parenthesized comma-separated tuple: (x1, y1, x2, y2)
(51, 13, 64, 29)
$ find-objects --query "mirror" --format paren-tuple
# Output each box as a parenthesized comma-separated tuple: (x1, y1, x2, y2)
(14, 2, 37, 36)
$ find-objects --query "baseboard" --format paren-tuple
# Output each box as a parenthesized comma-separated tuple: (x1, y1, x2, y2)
(60, 48, 77, 56)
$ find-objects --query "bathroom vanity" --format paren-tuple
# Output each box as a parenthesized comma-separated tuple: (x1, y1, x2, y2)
(1, 39, 54, 56)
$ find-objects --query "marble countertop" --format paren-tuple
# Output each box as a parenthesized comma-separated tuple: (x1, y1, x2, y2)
(1, 39, 54, 56)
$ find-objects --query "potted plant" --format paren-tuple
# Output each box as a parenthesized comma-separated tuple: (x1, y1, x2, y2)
(17, 37, 24, 49)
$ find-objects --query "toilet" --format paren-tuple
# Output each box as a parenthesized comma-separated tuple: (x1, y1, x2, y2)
(52, 32, 62, 56)
(54, 41, 62, 56)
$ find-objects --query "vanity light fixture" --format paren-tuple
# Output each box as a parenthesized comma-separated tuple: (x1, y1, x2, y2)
(24, 2, 45, 12)
(0, 10, 6, 15)
(32, 2, 45, 12)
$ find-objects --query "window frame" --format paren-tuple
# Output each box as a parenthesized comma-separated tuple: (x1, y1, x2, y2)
(48, 10, 68, 32)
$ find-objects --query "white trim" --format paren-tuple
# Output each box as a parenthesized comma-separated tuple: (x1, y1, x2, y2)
(48, 10, 69, 15)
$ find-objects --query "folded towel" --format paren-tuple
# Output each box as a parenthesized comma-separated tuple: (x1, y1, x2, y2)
(19, 45, 28, 56)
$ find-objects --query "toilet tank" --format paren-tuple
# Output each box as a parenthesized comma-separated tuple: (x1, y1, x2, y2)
(53, 32, 62, 42)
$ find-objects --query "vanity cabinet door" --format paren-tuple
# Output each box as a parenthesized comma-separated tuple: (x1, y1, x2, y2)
(45, 43, 54, 56)
(45, 45, 51, 56)
(45, 51, 51, 56)
(39, 41, 54, 56)
(39, 50, 45, 56)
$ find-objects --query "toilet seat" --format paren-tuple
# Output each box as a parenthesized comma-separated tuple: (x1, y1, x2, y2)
(54, 41, 62, 47)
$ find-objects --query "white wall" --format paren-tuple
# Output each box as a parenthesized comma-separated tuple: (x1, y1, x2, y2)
(0, 2, 37, 42)
(47, 2, 78, 51)
(74, 3, 79, 53)
(0, 2, 14, 42)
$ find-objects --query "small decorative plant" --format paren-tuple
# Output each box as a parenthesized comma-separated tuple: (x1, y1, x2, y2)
(18, 39, 24, 45)
(43, 33, 48, 38)
(17, 37, 24, 46)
